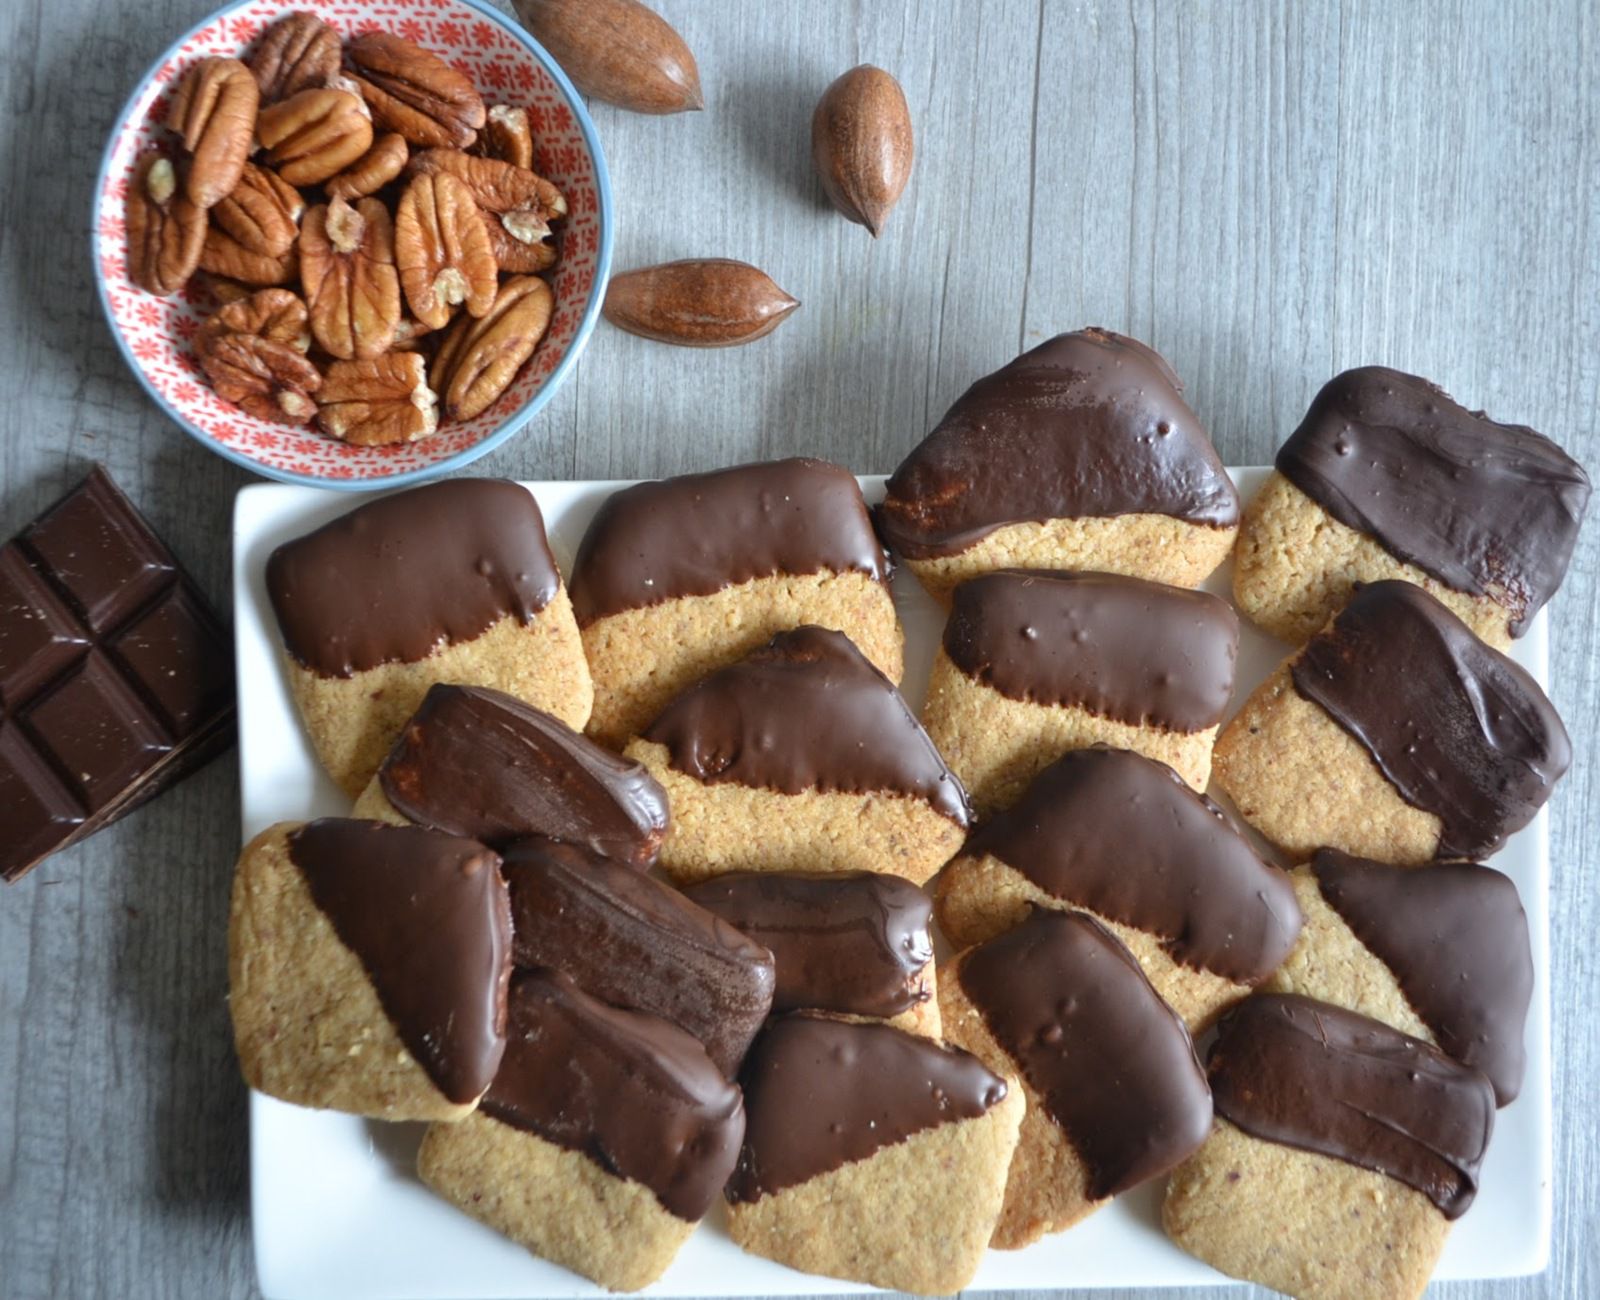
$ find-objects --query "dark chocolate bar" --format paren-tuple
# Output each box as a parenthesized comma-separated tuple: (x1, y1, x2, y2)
(0, 467, 235, 882)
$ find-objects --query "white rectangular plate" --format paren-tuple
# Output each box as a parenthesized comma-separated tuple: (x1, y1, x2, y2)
(234, 470, 1552, 1299)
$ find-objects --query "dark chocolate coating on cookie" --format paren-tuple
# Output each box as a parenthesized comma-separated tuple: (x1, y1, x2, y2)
(1208, 994, 1495, 1219)
(502, 837, 775, 1076)
(1290, 581, 1570, 859)
(1311, 849, 1533, 1105)
(726, 1013, 1008, 1202)
(1277, 366, 1590, 635)
(642, 625, 970, 826)
(964, 747, 1300, 983)
(682, 871, 934, 1018)
(876, 329, 1239, 559)
(484, 969, 745, 1221)
(378, 685, 668, 864)
(569, 458, 891, 625)
(266, 480, 561, 677)
(288, 819, 512, 1104)
(957, 909, 1211, 1199)
(943, 570, 1238, 730)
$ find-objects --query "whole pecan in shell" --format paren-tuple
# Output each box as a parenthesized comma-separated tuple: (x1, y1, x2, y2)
(257, 88, 374, 187)
(249, 12, 341, 102)
(510, 0, 703, 115)
(199, 224, 299, 286)
(430, 275, 553, 420)
(125, 150, 206, 296)
(300, 197, 402, 360)
(200, 333, 321, 425)
(210, 162, 303, 258)
(166, 57, 260, 208)
(197, 287, 311, 355)
(482, 105, 535, 170)
(316, 351, 439, 445)
(603, 259, 799, 347)
(345, 32, 485, 149)
(394, 172, 497, 330)
(325, 132, 410, 200)
(812, 65, 914, 237)
(408, 148, 565, 219)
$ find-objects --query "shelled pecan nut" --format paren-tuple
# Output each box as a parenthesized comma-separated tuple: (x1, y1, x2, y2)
(316, 352, 438, 444)
(256, 88, 374, 186)
(482, 105, 534, 169)
(430, 274, 553, 420)
(408, 148, 565, 219)
(394, 171, 497, 329)
(299, 197, 402, 360)
(345, 32, 485, 149)
(196, 287, 311, 355)
(199, 224, 299, 285)
(249, 11, 341, 102)
(166, 57, 260, 208)
(209, 162, 303, 258)
(325, 132, 410, 200)
(125, 150, 206, 296)
(200, 333, 321, 425)
(483, 210, 556, 273)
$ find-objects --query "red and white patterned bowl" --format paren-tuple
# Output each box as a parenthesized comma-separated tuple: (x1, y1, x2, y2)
(93, 0, 612, 489)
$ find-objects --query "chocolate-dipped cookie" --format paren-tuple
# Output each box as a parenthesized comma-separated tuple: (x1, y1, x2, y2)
(418, 969, 744, 1292)
(266, 480, 592, 796)
(626, 626, 970, 885)
(725, 1013, 1023, 1293)
(1234, 367, 1590, 647)
(1214, 581, 1570, 864)
(938, 909, 1212, 1248)
(569, 458, 902, 744)
(936, 747, 1301, 1029)
(683, 870, 940, 1036)
(1266, 849, 1533, 1105)
(922, 570, 1238, 810)
(876, 329, 1240, 600)
(351, 684, 669, 865)
(1164, 994, 1495, 1300)
(228, 819, 511, 1120)
(502, 837, 775, 1075)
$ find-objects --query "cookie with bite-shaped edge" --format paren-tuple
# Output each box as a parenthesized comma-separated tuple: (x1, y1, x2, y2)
(1266, 849, 1533, 1106)
(502, 837, 775, 1075)
(682, 870, 940, 1036)
(418, 969, 744, 1293)
(1163, 994, 1494, 1300)
(1214, 580, 1570, 864)
(266, 479, 592, 797)
(922, 570, 1237, 810)
(627, 626, 970, 886)
(568, 458, 903, 745)
(935, 747, 1300, 1030)
(939, 909, 1212, 1248)
(350, 684, 669, 864)
(1233, 367, 1590, 648)
(875, 329, 1240, 602)
(725, 1012, 1022, 1294)
(228, 819, 511, 1120)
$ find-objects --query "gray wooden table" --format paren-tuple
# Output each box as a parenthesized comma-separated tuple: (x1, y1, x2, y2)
(2, 1, 1595, 1296)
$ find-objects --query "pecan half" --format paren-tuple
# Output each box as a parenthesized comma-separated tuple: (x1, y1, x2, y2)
(249, 12, 340, 102)
(317, 352, 438, 445)
(484, 210, 556, 274)
(430, 275, 553, 421)
(200, 333, 321, 425)
(197, 288, 311, 355)
(409, 148, 566, 220)
(299, 197, 401, 360)
(125, 151, 205, 296)
(199, 224, 298, 285)
(345, 32, 485, 149)
(481, 105, 534, 169)
(325, 132, 410, 200)
(257, 88, 374, 186)
(394, 172, 496, 329)
(209, 162, 303, 258)
(166, 58, 260, 208)
(202, 274, 253, 305)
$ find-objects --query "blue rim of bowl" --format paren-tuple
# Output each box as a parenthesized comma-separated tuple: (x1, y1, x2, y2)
(91, 0, 614, 492)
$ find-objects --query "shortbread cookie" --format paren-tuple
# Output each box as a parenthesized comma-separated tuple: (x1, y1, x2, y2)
(1215, 581, 1570, 863)
(351, 684, 668, 864)
(266, 479, 592, 796)
(419, 969, 744, 1292)
(503, 837, 774, 1075)
(875, 329, 1240, 600)
(1164, 994, 1494, 1300)
(228, 818, 511, 1120)
(627, 626, 970, 885)
(569, 458, 903, 744)
(1234, 367, 1590, 646)
(922, 570, 1237, 808)
(683, 870, 940, 1036)
(936, 747, 1300, 1029)
(726, 1013, 1022, 1293)
(939, 909, 1211, 1248)
(1267, 849, 1533, 1105)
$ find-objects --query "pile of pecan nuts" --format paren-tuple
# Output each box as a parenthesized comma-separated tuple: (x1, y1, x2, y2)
(124, 11, 568, 446)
